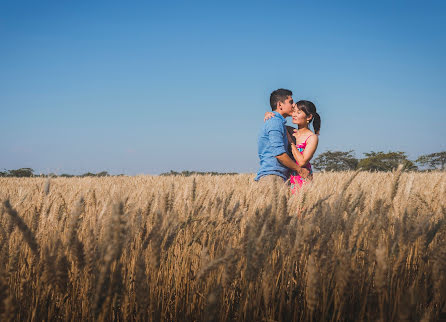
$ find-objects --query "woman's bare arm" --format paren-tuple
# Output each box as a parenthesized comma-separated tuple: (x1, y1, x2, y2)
(291, 135, 319, 166)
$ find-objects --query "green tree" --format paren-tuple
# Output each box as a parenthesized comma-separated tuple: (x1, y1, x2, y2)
(60, 173, 75, 177)
(358, 151, 417, 171)
(81, 172, 96, 177)
(8, 168, 34, 177)
(312, 150, 358, 171)
(416, 151, 446, 170)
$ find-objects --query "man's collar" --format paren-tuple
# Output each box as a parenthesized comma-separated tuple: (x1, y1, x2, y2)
(273, 111, 286, 123)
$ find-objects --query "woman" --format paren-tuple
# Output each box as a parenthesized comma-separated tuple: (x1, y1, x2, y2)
(265, 100, 321, 192)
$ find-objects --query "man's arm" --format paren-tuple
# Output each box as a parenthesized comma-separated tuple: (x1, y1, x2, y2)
(267, 119, 310, 178)
(276, 153, 310, 178)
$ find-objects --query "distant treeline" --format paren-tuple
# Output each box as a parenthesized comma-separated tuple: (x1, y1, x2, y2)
(159, 170, 238, 176)
(0, 169, 117, 178)
(1, 151, 444, 177)
(0, 169, 236, 178)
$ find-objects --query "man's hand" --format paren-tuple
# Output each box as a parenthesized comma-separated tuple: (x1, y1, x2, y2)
(276, 153, 303, 173)
(276, 153, 310, 179)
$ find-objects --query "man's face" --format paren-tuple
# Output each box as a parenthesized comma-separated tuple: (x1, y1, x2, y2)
(278, 96, 294, 116)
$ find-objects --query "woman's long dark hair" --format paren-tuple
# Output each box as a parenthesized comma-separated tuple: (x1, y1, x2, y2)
(295, 100, 321, 135)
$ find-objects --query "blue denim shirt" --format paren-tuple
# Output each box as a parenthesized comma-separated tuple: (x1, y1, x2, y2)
(255, 111, 289, 181)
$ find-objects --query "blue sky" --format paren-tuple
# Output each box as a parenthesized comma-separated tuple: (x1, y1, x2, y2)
(1, 0, 445, 175)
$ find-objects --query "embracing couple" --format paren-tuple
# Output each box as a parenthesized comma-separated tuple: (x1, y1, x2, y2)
(255, 89, 321, 193)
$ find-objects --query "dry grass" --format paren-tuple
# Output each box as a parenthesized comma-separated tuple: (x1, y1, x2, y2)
(0, 171, 445, 321)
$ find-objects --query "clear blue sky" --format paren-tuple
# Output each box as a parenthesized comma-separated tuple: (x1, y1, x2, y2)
(1, 0, 445, 175)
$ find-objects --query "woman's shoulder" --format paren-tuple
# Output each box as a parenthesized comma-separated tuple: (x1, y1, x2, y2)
(297, 131, 317, 144)
(297, 130, 316, 140)
(307, 131, 317, 139)
(306, 132, 318, 144)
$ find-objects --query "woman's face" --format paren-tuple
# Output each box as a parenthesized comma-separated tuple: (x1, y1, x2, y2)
(292, 105, 311, 126)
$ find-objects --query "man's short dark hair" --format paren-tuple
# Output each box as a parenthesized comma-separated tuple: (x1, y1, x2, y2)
(270, 89, 293, 111)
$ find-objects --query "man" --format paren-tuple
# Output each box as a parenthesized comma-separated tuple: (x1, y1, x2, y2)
(255, 88, 309, 184)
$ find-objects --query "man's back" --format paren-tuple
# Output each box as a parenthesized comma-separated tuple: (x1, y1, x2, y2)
(255, 111, 289, 181)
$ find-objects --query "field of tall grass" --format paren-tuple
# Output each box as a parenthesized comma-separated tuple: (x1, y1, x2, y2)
(0, 170, 445, 321)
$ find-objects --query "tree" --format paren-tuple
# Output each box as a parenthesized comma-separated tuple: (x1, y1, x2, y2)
(358, 151, 417, 171)
(416, 152, 446, 170)
(8, 168, 34, 177)
(81, 172, 95, 177)
(312, 150, 358, 171)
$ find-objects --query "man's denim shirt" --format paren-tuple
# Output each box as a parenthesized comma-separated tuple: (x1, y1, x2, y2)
(255, 111, 289, 181)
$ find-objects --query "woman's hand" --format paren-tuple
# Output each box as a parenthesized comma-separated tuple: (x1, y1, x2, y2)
(264, 112, 275, 122)
(290, 144, 301, 163)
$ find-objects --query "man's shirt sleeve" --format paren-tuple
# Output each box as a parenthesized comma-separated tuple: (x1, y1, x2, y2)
(265, 119, 287, 157)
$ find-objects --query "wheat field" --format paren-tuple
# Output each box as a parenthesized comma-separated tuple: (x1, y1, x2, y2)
(0, 171, 445, 321)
